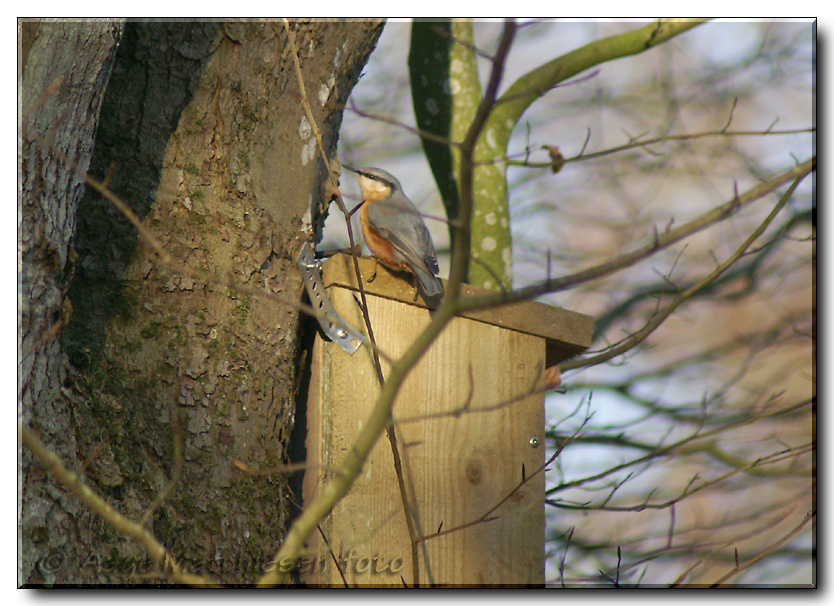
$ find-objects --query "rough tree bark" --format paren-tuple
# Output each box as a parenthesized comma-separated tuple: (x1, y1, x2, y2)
(19, 18, 383, 586)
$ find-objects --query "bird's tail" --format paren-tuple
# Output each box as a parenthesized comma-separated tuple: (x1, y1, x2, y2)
(413, 265, 444, 298)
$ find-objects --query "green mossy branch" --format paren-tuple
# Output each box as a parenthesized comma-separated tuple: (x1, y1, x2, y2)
(495, 19, 709, 128)
(410, 18, 709, 291)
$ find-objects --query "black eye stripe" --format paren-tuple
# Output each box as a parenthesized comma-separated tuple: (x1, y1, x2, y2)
(363, 173, 390, 187)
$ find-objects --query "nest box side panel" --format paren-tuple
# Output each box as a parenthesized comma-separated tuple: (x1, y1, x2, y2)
(304, 285, 545, 586)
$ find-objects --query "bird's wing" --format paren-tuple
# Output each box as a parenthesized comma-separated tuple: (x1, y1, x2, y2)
(367, 199, 439, 274)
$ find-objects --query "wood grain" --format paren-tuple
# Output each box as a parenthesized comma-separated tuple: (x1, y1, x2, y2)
(304, 285, 549, 586)
(321, 253, 594, 366)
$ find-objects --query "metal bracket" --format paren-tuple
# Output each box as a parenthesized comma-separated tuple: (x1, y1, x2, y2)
(296, 244, 365, 355)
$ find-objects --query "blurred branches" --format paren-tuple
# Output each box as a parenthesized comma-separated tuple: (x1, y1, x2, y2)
(22, 18, 814, 588)
(409, 18, 707, 290)
(338, 18, 814, 587)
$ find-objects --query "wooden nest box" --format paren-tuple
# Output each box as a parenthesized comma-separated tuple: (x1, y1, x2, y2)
(302, 254, 593, 587)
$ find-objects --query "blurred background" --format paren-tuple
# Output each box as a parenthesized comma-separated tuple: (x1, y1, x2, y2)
(325, 19, 814, 586)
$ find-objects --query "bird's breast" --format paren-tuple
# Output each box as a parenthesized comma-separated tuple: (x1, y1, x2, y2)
(360, 202, 406, 271)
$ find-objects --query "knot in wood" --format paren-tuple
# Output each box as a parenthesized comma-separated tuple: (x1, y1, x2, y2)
(465, 459, 483, 485)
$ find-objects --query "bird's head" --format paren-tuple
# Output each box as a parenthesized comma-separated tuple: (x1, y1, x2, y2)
(343, 165, 402, 202)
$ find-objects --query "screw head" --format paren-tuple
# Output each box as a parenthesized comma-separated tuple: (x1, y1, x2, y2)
(529, 436, 540, 448)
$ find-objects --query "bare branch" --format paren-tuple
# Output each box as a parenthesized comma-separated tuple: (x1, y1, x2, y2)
(563, 168, 810, 371)
(456, 157, 815, 312)
(503, 126, 815, 169)
(708, 510, 815, 587)
(21, 425, 219, 587)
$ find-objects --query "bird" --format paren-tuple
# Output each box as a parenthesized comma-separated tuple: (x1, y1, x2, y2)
(342, 165, 444, 301)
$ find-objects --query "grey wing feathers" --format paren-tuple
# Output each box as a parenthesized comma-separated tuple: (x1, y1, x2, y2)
(367, 198, 439, 273)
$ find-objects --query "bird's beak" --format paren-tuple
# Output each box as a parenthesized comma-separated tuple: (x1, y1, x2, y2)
(341, 164, 358, 174)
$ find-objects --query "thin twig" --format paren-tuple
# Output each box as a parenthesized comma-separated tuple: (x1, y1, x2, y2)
(393, 362, 543, 425)
(256, 18, 518, 588)
(455, 157, 815, 312)
(282, 20, 425, 585)
(418, 421, 579, 545)
(563, 168, 810, 371)
(21, 425, 219, 587)
(502, 126, 814, 168)
(417, 449, 559, 545)
(317, 525, 348, 588)
(25, 123, 320, 322)
(260, 19, 424, 587)
(546, 398, 811, 497)
(85, 173, 318, 318)
(708, 510, 814, 587)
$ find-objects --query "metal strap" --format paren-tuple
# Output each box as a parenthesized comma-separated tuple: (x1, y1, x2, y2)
(296, 244, 365, 354)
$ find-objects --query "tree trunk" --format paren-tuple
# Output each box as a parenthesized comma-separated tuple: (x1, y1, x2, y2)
(19, 18, 383, 586)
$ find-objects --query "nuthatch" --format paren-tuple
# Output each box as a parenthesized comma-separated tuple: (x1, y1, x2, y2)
(342, 165, 444, 300)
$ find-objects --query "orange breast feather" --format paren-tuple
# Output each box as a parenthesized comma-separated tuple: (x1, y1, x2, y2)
(360, 202, 408, 272)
